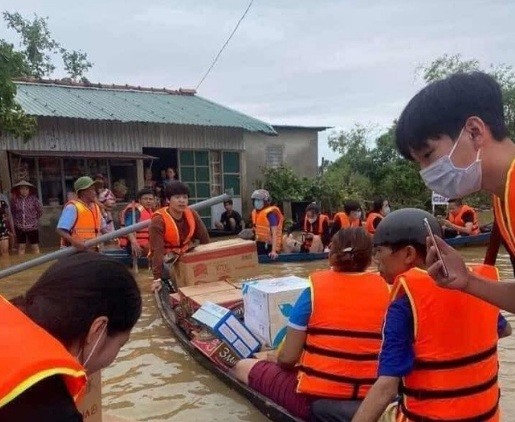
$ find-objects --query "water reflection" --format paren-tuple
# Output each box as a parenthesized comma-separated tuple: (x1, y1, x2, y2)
(0, 247, 514, 420)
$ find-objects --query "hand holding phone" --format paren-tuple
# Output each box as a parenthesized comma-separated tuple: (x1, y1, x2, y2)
(424, 218, 449, 278)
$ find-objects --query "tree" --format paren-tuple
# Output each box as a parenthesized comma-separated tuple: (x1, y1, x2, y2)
(420, 54, 515, 139)
(0, 40, 36, 140)
(3, 12, 60, 78)
(61, 48, 93, 82)
(3, 11, 93, 81)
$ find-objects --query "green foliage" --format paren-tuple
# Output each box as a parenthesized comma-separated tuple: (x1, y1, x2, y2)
(0, 40, 36, 140)
(254, 166, 307, 203)
(420, 54, 515, 139)
(61, 48, 93, 81)
(3, 12, 60, 78)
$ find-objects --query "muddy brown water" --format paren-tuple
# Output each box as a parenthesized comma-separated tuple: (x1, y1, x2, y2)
(1, 246, 514, 421)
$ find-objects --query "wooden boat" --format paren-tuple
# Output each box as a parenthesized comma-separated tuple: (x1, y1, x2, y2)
(154, 282, 302, 422)
(102, 248, 328, 267)
(208, 228, 240, 238)
(258, 252, 328, 264)
(445, 232, 491, 248)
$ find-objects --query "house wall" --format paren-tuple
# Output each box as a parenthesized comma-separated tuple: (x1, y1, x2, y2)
(242, 127, 319, 216)
(0, 117, 247, 248)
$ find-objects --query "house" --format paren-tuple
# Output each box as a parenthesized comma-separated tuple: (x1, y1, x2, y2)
(243, 124, 330, 215)
(0, 79, 327, 246)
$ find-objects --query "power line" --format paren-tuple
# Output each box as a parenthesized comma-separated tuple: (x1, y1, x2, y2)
(195, 0, 255, 90)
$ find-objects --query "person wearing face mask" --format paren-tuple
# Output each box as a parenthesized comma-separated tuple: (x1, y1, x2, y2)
(394, 71, 515, 313)
(441, 198, 480, 238)
(250, 189, 284, 259)
(0, 252, 142, 421)
(330, 200, 362, 238)
(286, 202, 330, 253)
(365, 197, 390, 235)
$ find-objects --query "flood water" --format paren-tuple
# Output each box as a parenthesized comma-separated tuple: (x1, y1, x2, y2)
(1, 246, 514, 421)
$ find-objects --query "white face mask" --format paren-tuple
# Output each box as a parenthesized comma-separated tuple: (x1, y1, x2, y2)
(307, 217, 317, 224)
(420, 129, 482, 198)
(253, 199, 264, 210)
(382, 206, 391, 215)
(77, 324, 106, 369)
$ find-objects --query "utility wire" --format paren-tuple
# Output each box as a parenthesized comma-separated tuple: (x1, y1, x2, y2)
(195, 0, 255, 90)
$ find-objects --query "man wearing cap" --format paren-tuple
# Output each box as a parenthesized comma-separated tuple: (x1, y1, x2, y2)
(56, 176, 106, 251)
(10, 180, 43, 255)
(350, 208, 510, 422)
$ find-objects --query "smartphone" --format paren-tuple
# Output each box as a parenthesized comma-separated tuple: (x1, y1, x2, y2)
(423, 217, 449, 278)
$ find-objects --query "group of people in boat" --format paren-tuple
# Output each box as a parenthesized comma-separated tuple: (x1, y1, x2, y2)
(1, 71, 515, 421)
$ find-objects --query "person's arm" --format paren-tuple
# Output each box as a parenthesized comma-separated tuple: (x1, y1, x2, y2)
(192, 209, 210, 244)
(149, 214, 165, 280)
(35, 197, 43, 219)
(233, 211, 244, 230)
(445, 211, 475, 235)
(372, 216, 382, 230)
(277, 287, 311, 368)
(56, 205, 86, 250)
(353, 296, 415, 421)
(351, 376, 399, 422)
(426, 236, 515, 313)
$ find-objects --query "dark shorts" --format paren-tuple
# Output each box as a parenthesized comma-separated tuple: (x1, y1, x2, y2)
(248, 360, 313, 420)
(256, 241, 270, 255)
(15, 227, 39, 244)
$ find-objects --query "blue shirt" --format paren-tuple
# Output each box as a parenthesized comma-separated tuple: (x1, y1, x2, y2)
(124, 209, 141, 227)
(289, 288, 508, 378)
(267, 212, 279, 227)
(378, 296, 508, 377)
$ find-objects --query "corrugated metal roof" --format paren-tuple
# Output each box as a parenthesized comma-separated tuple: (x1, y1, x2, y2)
(14, 82, 276, 135)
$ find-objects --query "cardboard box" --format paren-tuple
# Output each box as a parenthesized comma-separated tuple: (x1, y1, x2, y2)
(77, 371, 102, 422)
(172, 239, 258, 287)
(243, 276, 309, 347)
(192, 301, 260, 358)
(191, 333, 241, 371)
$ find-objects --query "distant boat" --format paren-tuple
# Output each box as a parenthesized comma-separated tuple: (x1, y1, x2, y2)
(445, 232, 491, 248)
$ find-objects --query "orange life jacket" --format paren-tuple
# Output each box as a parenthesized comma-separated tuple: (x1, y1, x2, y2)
(333, 212, 360, 229)
(365, 212, 383, 235)
(0, 296, 87, 409)
(391, 265, 500, 422)
(153, 207, 196, 254)
(448, 204, 480, 235)
(303, 214, 329, 235)
(251, 206, 284, 251)
(60, 200, 102, 247)
(118, 203, 153, 248)
(297, 270, 390, 399)
(493, 157, 515, 256)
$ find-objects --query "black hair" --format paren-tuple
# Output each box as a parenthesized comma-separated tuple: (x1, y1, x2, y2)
(395, 71, 508, 160)
(330, 227, 372, 272)
(11, 252, 141, 348)
(164, 181, 190, 199)
(137, 188, 154, 200)
(306, 202, 321, 214)
(224, 199, 233, 206)
(371, 197, 386, 213)
(343, 200, 361, 214)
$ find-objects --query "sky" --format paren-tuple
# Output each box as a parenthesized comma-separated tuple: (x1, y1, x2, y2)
(1, 0, 514, 162)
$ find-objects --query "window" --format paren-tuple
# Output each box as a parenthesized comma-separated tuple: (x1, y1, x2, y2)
(222, 151, 240, 196)
(266, 145, 284, 168)
(179, 150, 211, 227)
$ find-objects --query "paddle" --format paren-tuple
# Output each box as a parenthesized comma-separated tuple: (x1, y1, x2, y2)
(131, 200, 139, 274)
(0, 192, 231, 279)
